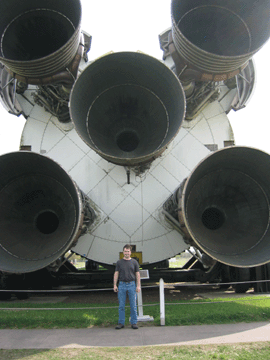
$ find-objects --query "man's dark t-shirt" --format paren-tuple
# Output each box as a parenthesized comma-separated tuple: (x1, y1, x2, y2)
(115, 258, 140, 282)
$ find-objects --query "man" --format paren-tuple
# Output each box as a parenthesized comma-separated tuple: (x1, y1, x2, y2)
(113, 244, 141, 329)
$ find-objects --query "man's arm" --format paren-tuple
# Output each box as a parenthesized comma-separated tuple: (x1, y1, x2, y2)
(113, 271, 119, 292)
(135, 271, 141, 293)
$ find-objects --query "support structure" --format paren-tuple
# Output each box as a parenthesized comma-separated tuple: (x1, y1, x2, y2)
(137, 270, 154, 322)
(159, 278, 165, 326)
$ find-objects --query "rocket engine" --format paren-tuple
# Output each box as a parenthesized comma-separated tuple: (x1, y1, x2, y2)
(0, 152, 95, 273)
(164, 147, 270, 268)
(70, 51, 186, 167)
(166, 0, 270, 119)
(0, 0, 88, 122)
(170, 0, 270, 82)
(0, 0, 82, 83)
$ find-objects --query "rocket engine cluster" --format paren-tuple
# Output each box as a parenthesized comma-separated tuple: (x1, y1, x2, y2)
(0, 0, 270, 287)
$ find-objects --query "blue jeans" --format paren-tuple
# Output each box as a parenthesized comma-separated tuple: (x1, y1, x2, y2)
(118, 281, 137, 325)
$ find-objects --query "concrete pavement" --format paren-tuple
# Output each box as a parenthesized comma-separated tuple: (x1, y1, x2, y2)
(0, 322, 270, 348)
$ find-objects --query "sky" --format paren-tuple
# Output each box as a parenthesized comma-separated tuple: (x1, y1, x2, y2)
(0, 0, 269, 155)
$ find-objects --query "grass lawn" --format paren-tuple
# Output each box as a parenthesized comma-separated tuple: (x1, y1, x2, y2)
(1, 343, 270, 360)
(1, 295, 270, 359)
(0, 295, 270, 329)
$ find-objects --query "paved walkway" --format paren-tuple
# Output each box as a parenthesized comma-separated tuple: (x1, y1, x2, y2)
(0, 322, 270, 348)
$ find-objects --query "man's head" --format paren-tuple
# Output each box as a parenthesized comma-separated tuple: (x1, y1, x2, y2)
(123, 244, 133, 252)
(123, 244, 132, 260)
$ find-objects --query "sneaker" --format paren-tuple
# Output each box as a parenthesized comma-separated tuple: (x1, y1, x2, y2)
(115, 324, 125, 329)
(131, 324, 138, 329)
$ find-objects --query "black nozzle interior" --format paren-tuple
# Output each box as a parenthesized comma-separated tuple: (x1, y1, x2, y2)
(201, 207, 225, 230)
(2, 9, 75, 61)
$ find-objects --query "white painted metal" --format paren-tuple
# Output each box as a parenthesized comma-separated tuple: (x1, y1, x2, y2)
(159, 278, 165, 326)
(137, 290, 154, 322)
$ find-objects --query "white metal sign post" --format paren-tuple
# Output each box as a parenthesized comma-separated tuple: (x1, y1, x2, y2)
(159, 278, 165, 326)
(137, 269, 154, 322)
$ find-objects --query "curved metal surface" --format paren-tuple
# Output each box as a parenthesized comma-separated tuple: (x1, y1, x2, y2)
(171, 0, 270, 77)
(0, 151, 85, 273)
(70, 51, 186, 167)
(0, 0, 81, 80)
(180, 146, 270, 267)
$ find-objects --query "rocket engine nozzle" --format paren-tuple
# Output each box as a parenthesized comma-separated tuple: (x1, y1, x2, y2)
(0, 151, 91, 274)
(70, 52, 186, 167)
(0, 0, 82, 83)
(178, 147, 270, 268)
(171, 0, 270, 81)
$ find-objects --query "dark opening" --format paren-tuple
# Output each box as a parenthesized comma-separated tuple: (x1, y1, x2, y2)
(202, 207, 225, 230)
(2, 10, 74, 60)
(35, 211, 59, 234)
(116, 131, 139, 152)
